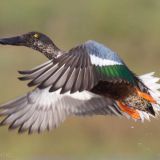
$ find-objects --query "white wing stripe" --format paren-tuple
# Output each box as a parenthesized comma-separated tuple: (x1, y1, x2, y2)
(90, 54, 122, 66)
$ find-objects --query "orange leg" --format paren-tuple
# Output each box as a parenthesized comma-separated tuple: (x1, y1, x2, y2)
(117, 101, 141, 120)
(135, 88, 156, 104)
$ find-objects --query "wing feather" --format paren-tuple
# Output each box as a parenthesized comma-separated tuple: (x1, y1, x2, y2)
(18, 60, 53, 75)
(18, 40, 136, 93)
(0, 88, 122, 134)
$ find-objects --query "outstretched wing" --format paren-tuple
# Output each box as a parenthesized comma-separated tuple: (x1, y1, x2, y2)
(0, 88, 122, 134)
(19, 40, 136, 93)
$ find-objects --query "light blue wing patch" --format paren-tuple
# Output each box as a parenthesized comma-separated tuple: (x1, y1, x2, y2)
(84, 40, 123, 64)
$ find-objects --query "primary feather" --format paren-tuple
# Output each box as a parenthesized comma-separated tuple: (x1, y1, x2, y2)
(19, 40, 137, 93)
(0, 88, 121, 134)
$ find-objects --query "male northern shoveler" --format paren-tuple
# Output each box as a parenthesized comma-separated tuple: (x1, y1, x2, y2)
(0, 32, 160, 134)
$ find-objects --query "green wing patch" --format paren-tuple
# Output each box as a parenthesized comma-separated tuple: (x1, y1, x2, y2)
(96, 65, 135, 84)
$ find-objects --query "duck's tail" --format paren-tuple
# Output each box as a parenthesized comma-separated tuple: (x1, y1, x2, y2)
(138, 72, 160, 121)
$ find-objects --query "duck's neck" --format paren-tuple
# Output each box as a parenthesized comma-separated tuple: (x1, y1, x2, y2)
(33, 42, 63, 60)
(41, 44, 63, 59)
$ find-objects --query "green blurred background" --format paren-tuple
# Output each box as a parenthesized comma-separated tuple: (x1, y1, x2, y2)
(0, 0, 160, 159)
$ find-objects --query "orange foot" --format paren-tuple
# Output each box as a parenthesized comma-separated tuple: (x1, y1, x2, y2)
(117, 101, 140, 120)
(135, 88, 156, 104)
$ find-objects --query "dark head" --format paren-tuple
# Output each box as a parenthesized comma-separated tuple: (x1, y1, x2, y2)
(0, 32, 61, 59)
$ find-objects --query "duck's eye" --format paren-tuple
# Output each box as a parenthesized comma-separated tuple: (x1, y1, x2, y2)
(33, 33, 39, 39)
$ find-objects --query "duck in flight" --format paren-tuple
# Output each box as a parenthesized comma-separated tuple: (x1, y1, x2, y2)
(0, 32, 160, 134)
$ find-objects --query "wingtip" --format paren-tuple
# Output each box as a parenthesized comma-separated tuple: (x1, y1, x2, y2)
(18, 76, 30, 81)
(8, 124, 18, 130)
(27, 81, 35, 87)
(18, 70, 33, 75)
(18, 70, 28, 74)
(18, 125, 28, 134)
(0, 119, 7, 126)
(48, 86, 59, 93)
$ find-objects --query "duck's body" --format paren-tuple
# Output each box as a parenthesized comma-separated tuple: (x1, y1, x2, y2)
(0, 32, 160, 134)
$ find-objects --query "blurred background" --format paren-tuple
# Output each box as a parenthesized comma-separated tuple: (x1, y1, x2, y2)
(0, 0, 160, 159)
